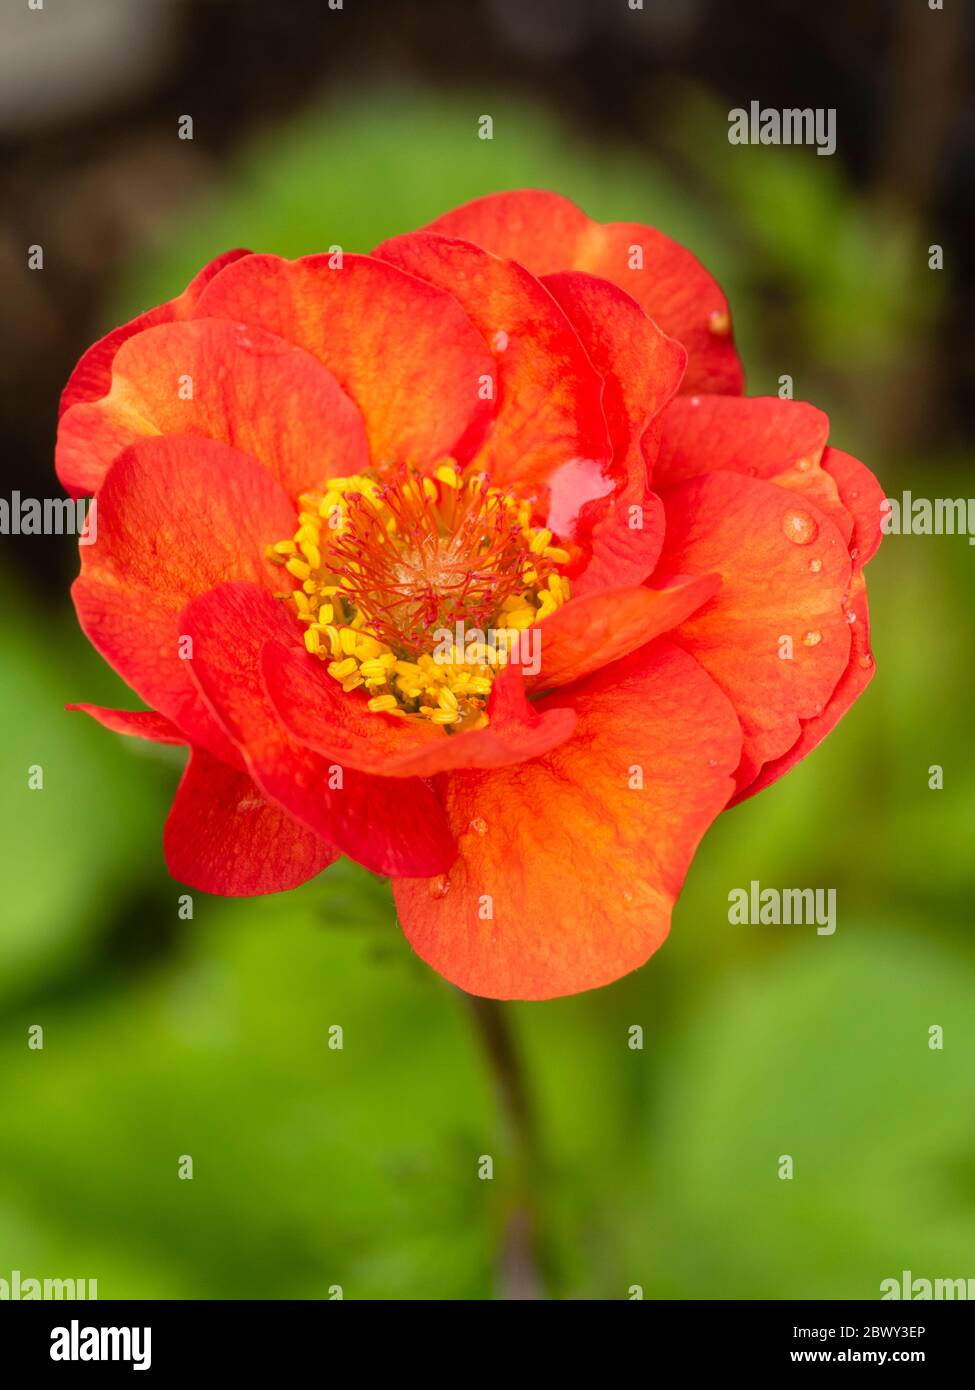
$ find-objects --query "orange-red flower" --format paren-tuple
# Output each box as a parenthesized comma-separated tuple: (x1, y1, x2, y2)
(57, 190, 882, 1000)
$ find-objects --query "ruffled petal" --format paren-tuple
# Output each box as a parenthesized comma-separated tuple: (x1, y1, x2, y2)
(72, 435, 299, 763)
(264, 642, 576, 777)
(822, 446, 885, 568)
(733, 572, 875, 803)
(57, 319, 369, 499)
(542, 270, 685, 462)
(653, 393, 854, 543)
(194, 252, 496, 468)
(59, 248, 250, 418)
(532, 574, 720, 692)
(426, 190, 743, 395)
(654, 395, 830, 487)
(180, 581, 456, 877)
(730, 455, 881, 802)
(541, 271, 683, 592)
(393, 640, 742, 1000)
(164, 747, 336, 895)
(657, 471, 854, 790)
(374, 232, 612, 512)
(570, 486, 666, 596)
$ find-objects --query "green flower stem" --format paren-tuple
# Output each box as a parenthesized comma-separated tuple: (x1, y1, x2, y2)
(464, 994, 545, 1300)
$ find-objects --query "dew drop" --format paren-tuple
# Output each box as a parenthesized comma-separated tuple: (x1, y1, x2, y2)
(429, 874, 451, 899)
(858, 652, 874, 669)
(707, 757, 719, 767)
(623, 889, 634, 904)
(845, 609, 857, 625)
(492, 329, 509, 353)
(783, 510, 818, 546)
(794, 455, 813, 473)
(809, 558, 823, 573)
(802, 630, 823, 647)
(468, 817, 488, 836)
(850, 545, 860, 560)
(689, 395, 701, 407)
(708, 309, 731, 337)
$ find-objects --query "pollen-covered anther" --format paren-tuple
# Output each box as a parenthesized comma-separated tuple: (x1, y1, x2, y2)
(267, 463, 573, 727)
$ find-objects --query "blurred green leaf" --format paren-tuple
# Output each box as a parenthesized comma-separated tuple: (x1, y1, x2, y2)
(640, 930, 975, 1298)
(0, 880, 515, 1298)
(0, 573, 172, 1002)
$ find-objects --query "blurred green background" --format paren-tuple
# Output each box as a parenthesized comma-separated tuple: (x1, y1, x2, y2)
(1, 0, 973, 1300)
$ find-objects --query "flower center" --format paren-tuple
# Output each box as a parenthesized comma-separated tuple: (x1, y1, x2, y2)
(268, 463, 573, 728)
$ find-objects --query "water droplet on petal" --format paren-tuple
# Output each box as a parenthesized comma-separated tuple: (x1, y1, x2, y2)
(803, 629, 823, 646)
(429, 874, 451, 899)
(708, 309, 731, 337)
(795, 455, 813, 473)
(845, 609, 857, 625)
(809, 558, 823, 573)
(689, 395, 701, 407)
(468, 817, 488, 835)
(783, 510, 818, 545)
(858, 652, 874, 669)
(623, 889, 634, 904)
(707, 757, 719, 766)
(850, 546, 860, 559)
(492, 329, 509, 353)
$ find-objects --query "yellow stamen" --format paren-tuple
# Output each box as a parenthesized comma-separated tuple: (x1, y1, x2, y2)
(271, 462, 575, 728)
(367, 694, 399, 713)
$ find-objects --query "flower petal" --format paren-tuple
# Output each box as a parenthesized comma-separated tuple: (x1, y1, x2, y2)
(532, 574, 720, 692)
(822, 446, 885, 568)
(164, 747, 336, 895)
(393, 640, 742, 1000)
(263, 642, 577, 777)
(654, 394, 830, 487)
(69, 704, 185, 743)
(59, 248, 250, 418)
(181, 582, 455, 877)
(374, 232, 612, 507)
(57, 319, 370, 500)
(72, 435, 298, 763)
(542, 270, 686, 462)
(653, 393, 854, 543)
(426, 189, 743, 395)
(657, 471, 853, 789)
(194, 252, 496, 467)
(570, 486, 666, 596)
(541, 271, 684, 592)
(732, 572, 875, 803)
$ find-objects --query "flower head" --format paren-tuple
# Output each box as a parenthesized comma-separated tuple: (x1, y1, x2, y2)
(57, 191, 882, 999)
